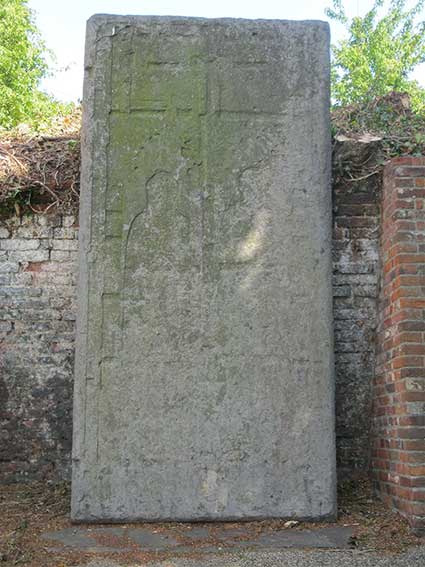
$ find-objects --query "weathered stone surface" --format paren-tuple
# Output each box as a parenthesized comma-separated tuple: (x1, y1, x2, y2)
(71, 15, 335, 521)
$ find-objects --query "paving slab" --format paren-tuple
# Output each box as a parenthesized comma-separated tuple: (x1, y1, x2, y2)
(255, 526, 353, 548)
(41, 524, 354, 554)
(41, 526, 133, 553)
(126, 528, 180, 549)
(178, 526, 211, 540)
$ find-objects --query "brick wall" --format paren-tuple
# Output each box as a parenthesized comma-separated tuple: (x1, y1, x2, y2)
(372, 157, 425, 535)
(0, 214, 77, 482)
(332, 138, 382, 475)
(1, 146, 422, 496)
(1, 157, 381, 484)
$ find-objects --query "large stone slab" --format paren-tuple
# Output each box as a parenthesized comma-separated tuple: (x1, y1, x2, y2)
(71, 15, 335, 522)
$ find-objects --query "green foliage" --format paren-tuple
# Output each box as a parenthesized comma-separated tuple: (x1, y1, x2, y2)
(0, 0, 71, 130)
(326, 0, 425, 112)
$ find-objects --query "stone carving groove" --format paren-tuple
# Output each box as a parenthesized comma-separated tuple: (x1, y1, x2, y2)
(71, 16, 335, 522)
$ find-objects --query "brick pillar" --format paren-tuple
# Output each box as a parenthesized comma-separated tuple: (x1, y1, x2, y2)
(373, 157, 425, 535)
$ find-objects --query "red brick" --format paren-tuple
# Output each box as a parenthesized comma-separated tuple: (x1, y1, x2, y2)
(373, 157, 425, 532)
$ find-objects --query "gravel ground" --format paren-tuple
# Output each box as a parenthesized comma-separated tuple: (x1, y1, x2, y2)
(79, 546, 425, 567)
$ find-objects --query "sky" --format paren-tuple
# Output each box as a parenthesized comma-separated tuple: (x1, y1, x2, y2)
(28, 0, 425, 102)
